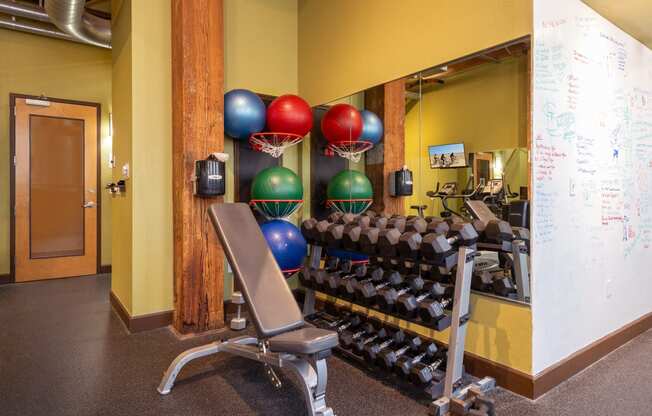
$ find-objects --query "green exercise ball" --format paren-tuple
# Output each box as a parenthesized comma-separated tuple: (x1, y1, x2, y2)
(251, 166, 303, 218)
(326, 170, 373, 214)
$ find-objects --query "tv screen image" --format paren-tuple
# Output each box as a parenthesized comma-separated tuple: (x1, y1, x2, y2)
(429, 143, 466, 168)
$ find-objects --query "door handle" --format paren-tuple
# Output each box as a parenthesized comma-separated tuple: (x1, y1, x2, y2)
(83, 202, 97, 208)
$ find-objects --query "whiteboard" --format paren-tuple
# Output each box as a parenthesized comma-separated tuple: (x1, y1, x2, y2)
(532, 0, 652, 374)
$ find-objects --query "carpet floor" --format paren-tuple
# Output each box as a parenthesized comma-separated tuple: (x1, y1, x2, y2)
(1, 274, 650, 415)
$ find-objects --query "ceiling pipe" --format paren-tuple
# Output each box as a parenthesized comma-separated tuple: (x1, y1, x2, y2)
(0, 14, 82, 44)
(44, 0, 110, 49)
(0, 0, 110, 49)
(0, 0, 49, 22)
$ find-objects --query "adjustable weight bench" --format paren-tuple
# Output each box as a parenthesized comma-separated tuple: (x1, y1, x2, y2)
(158, 203, 339, 416)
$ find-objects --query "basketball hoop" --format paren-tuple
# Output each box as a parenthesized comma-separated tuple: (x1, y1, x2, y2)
(326, 198, 373, 214)
(250, 199, 303, 219)
(326, 140, 373, 162)
(249, 132, 303, 158)
(282, 267, 301, 276)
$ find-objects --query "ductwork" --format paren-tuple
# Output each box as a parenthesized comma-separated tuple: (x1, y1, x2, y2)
(0, 14, 79, 43)
(0, 1, 50, 22)
(45, 0, 111, 48)
(0, 0, 111, 49)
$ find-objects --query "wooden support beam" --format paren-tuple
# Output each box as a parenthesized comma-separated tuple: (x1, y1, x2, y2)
(171, 0, 225, 333)
(365, 79, 406, 215)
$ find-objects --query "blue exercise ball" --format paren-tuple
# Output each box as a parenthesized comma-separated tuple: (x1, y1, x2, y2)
(260, 219, 307, 273)
(224, 89, 266, 140)
(359, 110, 383, 145)
(327, 248, 368, 263)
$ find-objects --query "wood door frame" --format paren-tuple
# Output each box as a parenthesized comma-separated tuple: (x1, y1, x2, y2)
(8, 93, 102, 284)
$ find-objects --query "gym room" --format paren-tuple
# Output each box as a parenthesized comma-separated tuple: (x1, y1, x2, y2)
(0, 1, 650, 415)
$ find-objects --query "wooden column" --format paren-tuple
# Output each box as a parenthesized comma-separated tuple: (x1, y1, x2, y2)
(365, 79, 406, 215)
(171, 0, 224, 333)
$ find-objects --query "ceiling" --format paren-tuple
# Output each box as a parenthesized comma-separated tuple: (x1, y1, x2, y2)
(583, 0, 652, 49)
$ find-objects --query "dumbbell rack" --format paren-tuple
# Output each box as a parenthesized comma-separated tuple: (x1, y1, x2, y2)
(301, 244, 496, 414)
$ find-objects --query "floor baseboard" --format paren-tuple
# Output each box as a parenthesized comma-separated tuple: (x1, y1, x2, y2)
(99, 265, 112, 274)
(0, 273, 12, 284)
(110, 291, 173, 333)
(531, 311, 652, 399)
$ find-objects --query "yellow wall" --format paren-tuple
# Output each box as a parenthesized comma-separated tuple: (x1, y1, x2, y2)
(316, 291, 532, 374)
(298, 0, 532, 105)
(223, 0, 300, 297)
(110, 0, 172, 316)
(0, 28, 113, 275)
(404, 57, 529, 214)
(111, 0, 133, 311)
(130, 0, 173, 316)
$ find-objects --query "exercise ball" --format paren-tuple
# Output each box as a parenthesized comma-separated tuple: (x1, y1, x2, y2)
(359, 110, 383, 145)
(266, 94, 313, 137)
(326, 170, 373, 214)
(327, 248, 368, 263)
(251, 166, 303, 218)
(224, 89, 266, 140)
(260, 219, 307, 273)
(321, 103, 363, 143)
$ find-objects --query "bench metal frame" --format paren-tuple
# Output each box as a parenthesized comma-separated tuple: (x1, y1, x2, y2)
(158, 335, 334, 416)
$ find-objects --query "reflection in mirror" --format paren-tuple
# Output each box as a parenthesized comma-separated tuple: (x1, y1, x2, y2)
(402, 38, 531, 304)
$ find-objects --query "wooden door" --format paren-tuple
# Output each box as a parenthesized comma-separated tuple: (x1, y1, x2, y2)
(13, 97, 98, 282)
(473, 152, 494, 186)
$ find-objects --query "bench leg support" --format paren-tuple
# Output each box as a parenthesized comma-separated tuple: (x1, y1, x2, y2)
(157, 336, 258, 395)
(284, 357, 334, 416)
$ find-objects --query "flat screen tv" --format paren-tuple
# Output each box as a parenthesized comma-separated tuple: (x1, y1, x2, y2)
(428, 143, 467, 168)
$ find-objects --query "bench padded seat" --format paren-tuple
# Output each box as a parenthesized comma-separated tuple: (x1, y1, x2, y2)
(268, 327, 339, 355)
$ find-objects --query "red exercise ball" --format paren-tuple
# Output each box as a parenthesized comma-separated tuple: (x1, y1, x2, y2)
(266, 94, 313, 137)
(321, 103, 363, 143)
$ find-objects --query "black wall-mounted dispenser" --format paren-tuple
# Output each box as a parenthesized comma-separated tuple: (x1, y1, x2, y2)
(389, 166, 413, 197)
(194, 153, 228, 197)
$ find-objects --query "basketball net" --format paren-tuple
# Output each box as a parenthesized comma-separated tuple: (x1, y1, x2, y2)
(249, 132, 303, 158)
(326, 140, 373, 163)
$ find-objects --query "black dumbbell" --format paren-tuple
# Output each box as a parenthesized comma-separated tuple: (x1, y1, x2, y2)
(484, 219, 513, 244)
(352, 327, 389, 355)
(378, 334, 422, 369)
(339, 266, 384, 300)
(313, 220, 332, 245)
(328, 212, 343, 223)
(355, 270, 403, 305)
(376, 275, 424, 312)
(396, 281, 448, 319)
(340, 322, 377, 349)
(418, 286, 455, 328)
(370, 215, 388, 229)
(405, 217, 427, 234)
(387, 216, 407, 233)
(421, 223, 479, 269)
(395, 342, 439, 378)
(471, 270, 494, 292)
(301, 218, 319, 243)
(493, 274, 517, 297)
(324, 214, 359, 247)
(359, 227, 381, 255)
(362, 329, 406, 363)
(426, 218, 450, 235)
(298, 265, 314, 289)
(309, 257, 340, 291)
(397, 231, 422, 259)
(324, 263, 367, 295)
(341, 216, 371, 251)
(378, 227, 402, 257)
(410, 353, 447, 384)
